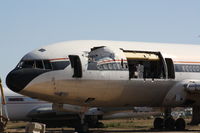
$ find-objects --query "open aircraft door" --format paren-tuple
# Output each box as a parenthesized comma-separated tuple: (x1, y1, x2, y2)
(122, 50, 175, 80)
(69, 55, 82, 78)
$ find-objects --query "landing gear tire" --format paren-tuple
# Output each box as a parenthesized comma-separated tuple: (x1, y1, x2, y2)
(97, 122, 104, 128)
(75, 123, 89, 133)
(175, 118, 186, 131)
(164, 117, 175, 130)
(154, 117, 164, 130)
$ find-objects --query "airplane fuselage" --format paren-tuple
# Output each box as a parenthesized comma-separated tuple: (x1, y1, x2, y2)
(6, 40, 200, 108)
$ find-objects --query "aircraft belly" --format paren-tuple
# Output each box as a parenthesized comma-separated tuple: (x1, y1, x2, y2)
(22, 78, 178, 107)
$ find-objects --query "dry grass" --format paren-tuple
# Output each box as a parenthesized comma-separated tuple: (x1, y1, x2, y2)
(6, 121, 28, 129)
(101, 119, 153, 130)
(100, 118, 200, 131)
(4, 118, 200, 132)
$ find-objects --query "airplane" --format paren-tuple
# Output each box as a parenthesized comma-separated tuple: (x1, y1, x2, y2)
(6, 40, 200, 132)
(1, 88, 159, 131)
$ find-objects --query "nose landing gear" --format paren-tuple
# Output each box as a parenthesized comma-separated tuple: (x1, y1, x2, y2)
(74, 110, 89, 133)
(75, 122, 89, 133)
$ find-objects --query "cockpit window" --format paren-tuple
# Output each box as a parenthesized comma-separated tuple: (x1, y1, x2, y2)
(51, 61, 70, 70)
(17, 60, 45, 69)
(21, 60, 35, 68)
(43, 60, 52, 70)
(35, 60, 43, 69)
(16, 59, 69, 71)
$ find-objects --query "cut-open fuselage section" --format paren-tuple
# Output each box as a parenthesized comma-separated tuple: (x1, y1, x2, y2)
(87, 46, 175, 80)
(123, 50, 174, 80)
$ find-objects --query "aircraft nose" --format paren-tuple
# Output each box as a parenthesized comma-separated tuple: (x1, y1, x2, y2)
(6, 69, 31, 92)
(6, 69, 48, 92)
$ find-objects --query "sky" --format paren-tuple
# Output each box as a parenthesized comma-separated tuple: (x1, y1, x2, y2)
(0, 0, 200, 87)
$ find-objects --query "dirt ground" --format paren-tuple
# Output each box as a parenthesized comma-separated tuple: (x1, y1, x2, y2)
(4, 118, 200, 133)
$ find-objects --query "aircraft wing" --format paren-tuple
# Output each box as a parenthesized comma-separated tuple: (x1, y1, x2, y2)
(163, 80, 200, 106)
(27, 106, 78, 121)
(185, 80, 200, 94)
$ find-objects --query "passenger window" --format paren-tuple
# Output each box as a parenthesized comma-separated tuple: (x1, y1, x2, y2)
(116, 63, 121, 70)
(108, 63, 113, 70)
(113, 63, 117, 70)
(103, 64, 108, 70)
(43, 60, 52, 70)
(196, 66, 200, 72)
(125, 63, 128, 69)
(97, 65, 103, 70)
(35, 60, 44, 69)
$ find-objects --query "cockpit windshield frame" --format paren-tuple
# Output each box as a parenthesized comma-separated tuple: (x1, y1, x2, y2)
(16, 59, 69, 71)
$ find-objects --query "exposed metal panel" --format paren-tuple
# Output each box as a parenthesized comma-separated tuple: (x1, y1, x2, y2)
(124, 52, 159, 60)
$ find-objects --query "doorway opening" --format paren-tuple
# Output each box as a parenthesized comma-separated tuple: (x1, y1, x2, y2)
(123, 50, 168, 80)
(69, 55, 82, 78)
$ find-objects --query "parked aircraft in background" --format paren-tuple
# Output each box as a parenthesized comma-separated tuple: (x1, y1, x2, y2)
(7, 40, 200, 132)
(1, 88, 159, 130)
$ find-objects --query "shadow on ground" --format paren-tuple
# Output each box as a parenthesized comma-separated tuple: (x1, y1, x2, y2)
(44, 129, 200, 133)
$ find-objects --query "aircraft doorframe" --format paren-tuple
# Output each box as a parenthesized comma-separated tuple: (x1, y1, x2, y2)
(69, 55, 82, 78)
(122, 50, 173, 80)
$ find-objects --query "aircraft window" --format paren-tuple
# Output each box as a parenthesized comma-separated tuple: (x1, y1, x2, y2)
(121, 63, 128, 70)
(43, 60, 52, 70)
(189, 66, 193, 72)
(21, 60, 35, 68)
(8, 97, 24, 101)
(175, 64, 200, 72)
(103, 64, 108, 70)
(98, 63, 127, 71)
(51, 61, 70, 70)
(17, 59, 71, 71)
(35, 60, 44, 69)
(113, 63, 117, 70)
(125, 63, 128, 69)
(97, 65, 103, 70)
(196, 66, 200, 71)
(16, 61, 23, 68)
(88, 62, 98, 70)
(108, 63, 113, 70)
(116, 63, 121, 70)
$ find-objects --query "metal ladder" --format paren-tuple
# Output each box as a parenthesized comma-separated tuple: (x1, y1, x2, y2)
(0, 78, 9, 132)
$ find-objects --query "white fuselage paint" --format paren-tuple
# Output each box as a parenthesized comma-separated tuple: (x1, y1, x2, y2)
(16, 40, 200, 107)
